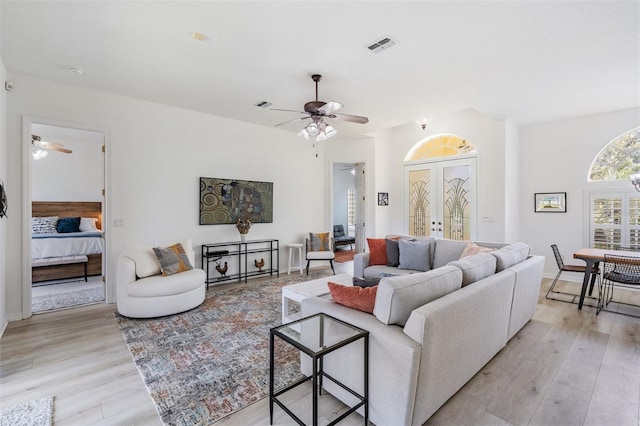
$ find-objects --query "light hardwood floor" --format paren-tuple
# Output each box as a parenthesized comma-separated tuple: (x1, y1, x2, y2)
(1, 265, 640, 425)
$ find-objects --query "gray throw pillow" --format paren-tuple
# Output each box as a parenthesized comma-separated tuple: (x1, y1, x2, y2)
(386, 238, 400, 266)
(353, 276, 380, 288)
(398, 239, 430, 271)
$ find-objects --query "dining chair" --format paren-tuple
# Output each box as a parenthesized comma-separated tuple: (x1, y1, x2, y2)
(546, 244, 600, 305)
(598, 254, 640, 316)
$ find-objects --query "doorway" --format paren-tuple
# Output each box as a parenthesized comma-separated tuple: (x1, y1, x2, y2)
(332, 162, 365, 258)
(23, 118, 108, 317)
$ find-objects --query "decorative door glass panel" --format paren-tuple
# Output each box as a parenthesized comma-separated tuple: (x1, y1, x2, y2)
(442, 165, 471, 240)
(408, 168, 431, 236)
(404, 158, 475, 240)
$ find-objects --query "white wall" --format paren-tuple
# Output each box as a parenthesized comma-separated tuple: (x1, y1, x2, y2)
(504, 119, 520, 242)
(30, 129, 103, 202)
(372, 108, 509, 242)
(520, 107, 640, 278)
(4, 73, 326, 320)
(0, 53, 8, 333)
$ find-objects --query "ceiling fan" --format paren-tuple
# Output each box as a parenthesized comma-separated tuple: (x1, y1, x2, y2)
(273, 74, 369, 142)
(31, 135, 72, 160)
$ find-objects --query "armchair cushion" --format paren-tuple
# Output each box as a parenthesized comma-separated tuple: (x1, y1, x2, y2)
(125, 238, 194, 278)
(308, 232, 331, 251)
(153, 243, 193, 276)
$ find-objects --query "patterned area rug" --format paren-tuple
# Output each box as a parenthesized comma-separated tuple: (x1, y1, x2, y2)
(115, 270, 332, 425)
(0, 396, 54, 426)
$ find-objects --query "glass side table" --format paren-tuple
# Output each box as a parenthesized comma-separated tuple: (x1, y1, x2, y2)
(270, 313, 369, 426)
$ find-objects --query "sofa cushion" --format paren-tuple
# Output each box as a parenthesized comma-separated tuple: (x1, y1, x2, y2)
(374, 265, 463, 326)
(491, 242, 530, 272)
(127, 268, 205, 297)
(432, 239, 469, 269)
(448, 253, 497, 287)
(363, 265, 418, 279)
(367, 238, 388, 265)
(328, 282, 378, 313)
(459, 241, 496, 259)
(398, 239, 431, 272)
(153, 242, 194, 276)
(353, 276, 380, 288)
(386, 237, 401, 267)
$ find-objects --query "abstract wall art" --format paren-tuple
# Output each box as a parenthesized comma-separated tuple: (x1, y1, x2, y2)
(200, 177, 273, 225)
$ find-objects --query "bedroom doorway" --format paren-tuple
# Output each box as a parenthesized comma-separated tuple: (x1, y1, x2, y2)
(24, 119, 107, 316)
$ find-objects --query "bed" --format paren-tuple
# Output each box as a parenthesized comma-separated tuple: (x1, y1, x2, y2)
(31, 201, 103, 282)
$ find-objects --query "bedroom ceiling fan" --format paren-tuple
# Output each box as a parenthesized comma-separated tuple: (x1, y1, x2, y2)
(272, 74, 369, 146)
(31, 135, 72, 160)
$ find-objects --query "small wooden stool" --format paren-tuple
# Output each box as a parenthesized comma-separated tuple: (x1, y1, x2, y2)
(287, 243, 303, 275)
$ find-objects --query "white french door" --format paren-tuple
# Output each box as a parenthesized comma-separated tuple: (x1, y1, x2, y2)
(403, 157, 476, 240)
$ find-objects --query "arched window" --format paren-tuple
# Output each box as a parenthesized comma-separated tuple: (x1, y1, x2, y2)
(405, 134, 476, 161)
(589, 127, 640, 181)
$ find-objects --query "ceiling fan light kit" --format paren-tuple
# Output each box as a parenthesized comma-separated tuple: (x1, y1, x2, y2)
(31, 134, 73, 160)
(273, 74, 369, 155)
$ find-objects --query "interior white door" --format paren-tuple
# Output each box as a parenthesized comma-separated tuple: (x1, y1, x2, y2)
(403, 158, 476, 240)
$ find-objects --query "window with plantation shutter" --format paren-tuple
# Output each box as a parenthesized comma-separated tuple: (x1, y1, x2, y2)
(589, 192, 640, 250)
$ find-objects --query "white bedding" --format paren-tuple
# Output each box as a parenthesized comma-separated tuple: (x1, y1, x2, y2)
(32, 232, 103, 260)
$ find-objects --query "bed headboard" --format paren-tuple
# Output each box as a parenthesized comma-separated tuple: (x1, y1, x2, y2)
(32, 201, 102, 230)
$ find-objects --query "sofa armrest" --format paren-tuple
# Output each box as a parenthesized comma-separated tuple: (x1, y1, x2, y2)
(302, 296, 421, 426)
(353, 252, 370, 278)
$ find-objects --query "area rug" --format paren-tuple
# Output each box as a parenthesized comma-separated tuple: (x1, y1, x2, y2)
(115, 270, 332, 425)
(0, 396, 54, 426)
(32, 279, 104, 313)
(334, 249, 355, 263)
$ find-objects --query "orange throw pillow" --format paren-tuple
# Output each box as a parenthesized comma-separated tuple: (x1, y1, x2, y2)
(328, 282, 378, 314)
(367, 238, 388, 265)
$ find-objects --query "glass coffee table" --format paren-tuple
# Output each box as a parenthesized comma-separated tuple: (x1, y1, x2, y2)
(270, 313, 369, 426)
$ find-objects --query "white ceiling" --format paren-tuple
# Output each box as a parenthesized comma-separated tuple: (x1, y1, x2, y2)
(2, 1, 638, 138)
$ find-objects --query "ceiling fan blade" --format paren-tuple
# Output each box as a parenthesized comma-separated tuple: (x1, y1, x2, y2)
(40, 141, 73, 154)
(271, 108, 308, 114)
(275, 116, 311, 127)
(319, 101, 343, 114)
(330, 113, 369, 124)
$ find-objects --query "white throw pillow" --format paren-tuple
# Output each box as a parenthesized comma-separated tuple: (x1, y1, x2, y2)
(79, 217, 99, 232)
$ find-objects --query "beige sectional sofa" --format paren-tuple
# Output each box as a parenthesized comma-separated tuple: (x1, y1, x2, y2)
(301, 238, 544, 426)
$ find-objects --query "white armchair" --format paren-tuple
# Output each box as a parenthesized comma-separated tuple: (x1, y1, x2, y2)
(117, 238, 206, 318)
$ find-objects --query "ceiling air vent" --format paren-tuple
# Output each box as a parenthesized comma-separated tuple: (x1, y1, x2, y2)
(366, 36, 397, 53)
(255, 100, 272, 108)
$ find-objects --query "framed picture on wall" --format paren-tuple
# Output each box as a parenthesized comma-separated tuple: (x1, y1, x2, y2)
(534, 192, 566, 213)
(378, 192, 389, 206)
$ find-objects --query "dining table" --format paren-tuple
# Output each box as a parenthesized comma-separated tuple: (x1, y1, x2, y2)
(573, 247, 640, 309)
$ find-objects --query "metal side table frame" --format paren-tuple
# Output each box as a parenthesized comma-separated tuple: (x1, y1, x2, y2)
(270, 313, 369, 426)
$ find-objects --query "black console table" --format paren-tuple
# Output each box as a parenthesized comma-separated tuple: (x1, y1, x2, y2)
(202, 239, 279, 288)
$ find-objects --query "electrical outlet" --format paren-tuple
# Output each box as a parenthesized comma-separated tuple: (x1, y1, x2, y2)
(113, 218, 124, 227)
